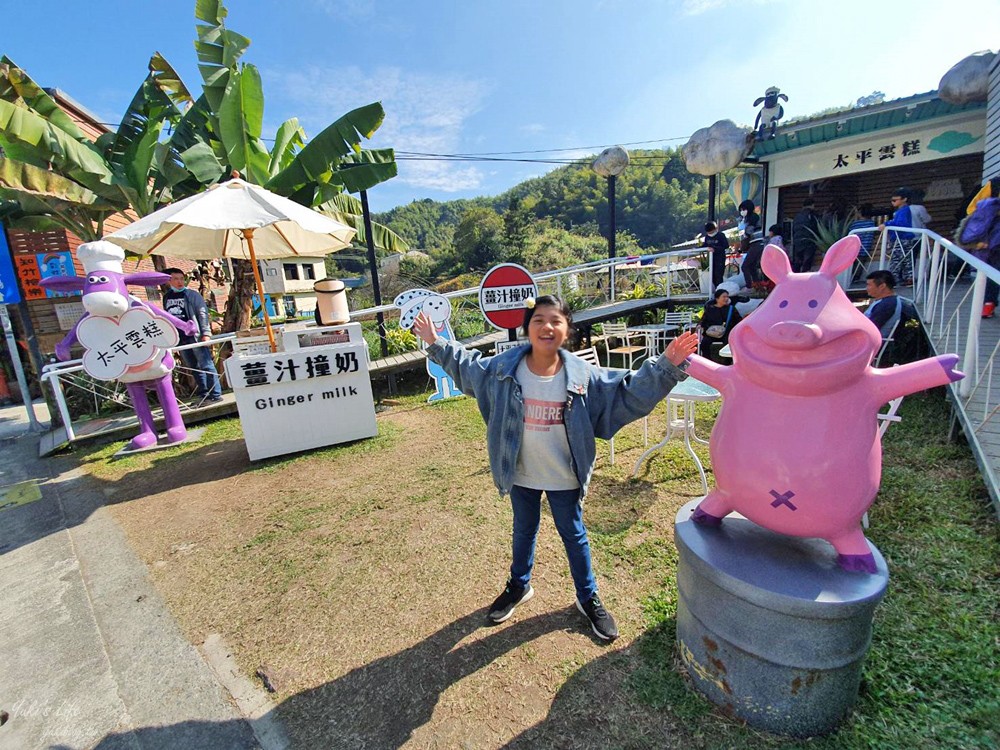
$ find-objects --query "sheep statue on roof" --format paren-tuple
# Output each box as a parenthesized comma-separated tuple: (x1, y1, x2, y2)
(754, 86, 788, 140)
(40, 240, 199, 451)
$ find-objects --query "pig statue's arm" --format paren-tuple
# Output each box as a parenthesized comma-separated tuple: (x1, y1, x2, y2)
(870, 354, 964, 403)
(143, 302, 199, 338)
(682, 353, 731, 390)
(54, 318, 82, 362)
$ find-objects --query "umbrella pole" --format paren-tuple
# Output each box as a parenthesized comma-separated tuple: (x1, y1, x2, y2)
(244, 228, 278, 353)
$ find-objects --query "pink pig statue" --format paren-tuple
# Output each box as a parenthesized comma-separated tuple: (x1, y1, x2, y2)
(685, 235, 964, 573)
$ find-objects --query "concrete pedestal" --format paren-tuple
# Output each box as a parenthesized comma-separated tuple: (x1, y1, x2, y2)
(674, 499, 889, 737)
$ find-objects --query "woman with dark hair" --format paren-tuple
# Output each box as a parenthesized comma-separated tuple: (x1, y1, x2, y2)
(699, 288, 743, 361)
(413, 294, 698, 640)
(737, 199, 761, 254)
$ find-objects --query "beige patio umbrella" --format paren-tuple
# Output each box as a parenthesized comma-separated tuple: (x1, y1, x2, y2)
(105, 176, 357, 352)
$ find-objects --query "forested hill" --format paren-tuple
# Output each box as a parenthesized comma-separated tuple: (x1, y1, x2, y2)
(372, 148, 727, 282)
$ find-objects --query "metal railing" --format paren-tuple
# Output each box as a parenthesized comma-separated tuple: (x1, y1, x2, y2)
(348, 246, 713, 324)
(853, 224, 1000, 513)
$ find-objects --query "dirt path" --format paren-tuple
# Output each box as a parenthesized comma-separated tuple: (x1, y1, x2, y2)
(97, 397, 723, 747)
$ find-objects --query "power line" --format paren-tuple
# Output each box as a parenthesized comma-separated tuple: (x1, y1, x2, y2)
(87, 120, 689, 158)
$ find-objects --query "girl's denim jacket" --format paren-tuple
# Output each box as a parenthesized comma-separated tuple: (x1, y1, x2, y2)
(425, 339, 688, 498)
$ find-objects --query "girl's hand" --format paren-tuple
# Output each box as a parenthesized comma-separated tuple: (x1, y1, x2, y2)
(412, 311, 437, 346)
(666, 330, 699, 366)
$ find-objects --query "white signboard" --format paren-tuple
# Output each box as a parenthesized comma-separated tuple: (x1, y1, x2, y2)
(76, 308, 178, 381)
(767, 113, 985, 188)
(224, 322, 377, 460)
(55, 301, 85, 331)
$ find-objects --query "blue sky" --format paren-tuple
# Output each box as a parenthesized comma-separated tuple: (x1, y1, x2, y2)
(4, 0, 998, 212)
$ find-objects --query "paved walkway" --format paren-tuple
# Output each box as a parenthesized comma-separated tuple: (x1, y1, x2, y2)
(0, 401, 265, 749)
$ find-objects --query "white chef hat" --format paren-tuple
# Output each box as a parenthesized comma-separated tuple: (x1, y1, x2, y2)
(77, 240, 125, 274)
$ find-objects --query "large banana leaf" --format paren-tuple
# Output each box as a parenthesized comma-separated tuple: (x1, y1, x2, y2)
(217, 63, 269, 181)
(0, 98, 123, 202)
(0, 158, 118, 210)
(316, 192, 409, 254)
(267, 118, 306, 178)
(194, 0, 250, 112)
(265, 102, 388, 193)
(102, 52, 194, 214)
(0, 56, 89, 141)
(335, 148, 398, 194)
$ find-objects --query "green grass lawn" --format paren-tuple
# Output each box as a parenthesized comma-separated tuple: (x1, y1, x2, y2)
(627, 389, 999, 749)
(72, 385, 998, 748)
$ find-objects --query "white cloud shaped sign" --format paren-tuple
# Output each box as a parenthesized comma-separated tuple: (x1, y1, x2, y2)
(77, 308, 179, 381)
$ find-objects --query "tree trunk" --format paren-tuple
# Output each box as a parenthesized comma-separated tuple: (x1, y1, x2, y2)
(222, 258, 254, 332)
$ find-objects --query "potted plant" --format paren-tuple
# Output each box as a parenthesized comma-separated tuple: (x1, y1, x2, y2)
(807, 211, 860, 288)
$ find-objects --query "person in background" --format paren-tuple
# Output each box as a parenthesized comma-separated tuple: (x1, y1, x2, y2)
(412, 295, 698, 641)
(737, 199, 761, 254)
(848, 204, 878, 282)
(848, 204, 877, 258)
(959, 177, 1000, 318)
(701, 221, 730, 291)
(742, 224, 781, 286)
(765, 223, 786, 252)
(883, 188, 915, 284)
(791, 198, 819, 272)
(864, 270, 917, 340)
(163, 268, 222, 403)
(699, 287, 743, 362)
(907, 188, 932, 231)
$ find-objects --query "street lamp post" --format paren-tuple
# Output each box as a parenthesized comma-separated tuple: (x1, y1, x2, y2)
(592, 146, 629, 301)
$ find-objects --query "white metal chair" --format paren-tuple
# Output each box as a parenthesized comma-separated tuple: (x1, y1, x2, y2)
(572, 346, 618, 464)
(571, 345, 652, 465)
(602, 322, 645, 370)
(653, 311, 694, 358)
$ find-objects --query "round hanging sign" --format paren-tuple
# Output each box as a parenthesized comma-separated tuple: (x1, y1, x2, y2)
(478, 263, 538, 331)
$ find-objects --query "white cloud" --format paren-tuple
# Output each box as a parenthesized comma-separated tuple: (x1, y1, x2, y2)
(270, 64, 490, 193)
(520, 123, 546, 134)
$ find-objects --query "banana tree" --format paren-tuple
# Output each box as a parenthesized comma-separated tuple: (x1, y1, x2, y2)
(0, 53, 197, 246)
(189, 0, 406, 332)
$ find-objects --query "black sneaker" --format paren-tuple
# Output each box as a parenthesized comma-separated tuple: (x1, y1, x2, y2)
(488, 581, 533, 623)
(576, 595, 619, 641)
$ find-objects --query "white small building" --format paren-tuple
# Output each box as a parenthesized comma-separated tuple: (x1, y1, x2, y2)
(259, 257, 326, 318)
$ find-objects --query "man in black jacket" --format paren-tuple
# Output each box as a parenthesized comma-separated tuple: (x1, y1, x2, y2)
(701, 221, 730, 291)
(791, 198, 820, 272)
(163, 268, 222, 403)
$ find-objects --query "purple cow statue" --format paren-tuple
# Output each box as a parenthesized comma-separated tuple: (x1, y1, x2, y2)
(40, 240, 198, 450)
(684, 235, 964, 573)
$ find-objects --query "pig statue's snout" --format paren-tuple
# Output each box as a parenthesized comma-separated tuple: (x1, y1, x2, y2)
(766, 321, 822, 349)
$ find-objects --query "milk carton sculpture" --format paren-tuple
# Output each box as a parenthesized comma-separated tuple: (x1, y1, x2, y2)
(40, 240, 198, 450)
(684, 236, 963, 573)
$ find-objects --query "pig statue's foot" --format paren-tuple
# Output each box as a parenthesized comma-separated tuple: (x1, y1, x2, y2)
(691, 506, 724, 527)
(129, 431, 157, 450)
(837, 553, 877, 574)
(165, 426, 187, 444)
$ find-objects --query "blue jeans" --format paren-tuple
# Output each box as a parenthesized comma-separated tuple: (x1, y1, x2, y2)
(509, 485, 597, 603)
(179, 341, 221, 398)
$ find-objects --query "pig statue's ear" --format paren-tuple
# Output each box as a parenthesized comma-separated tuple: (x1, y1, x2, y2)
(761, 243, 792, 283)
(818, 235, 860, 277)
